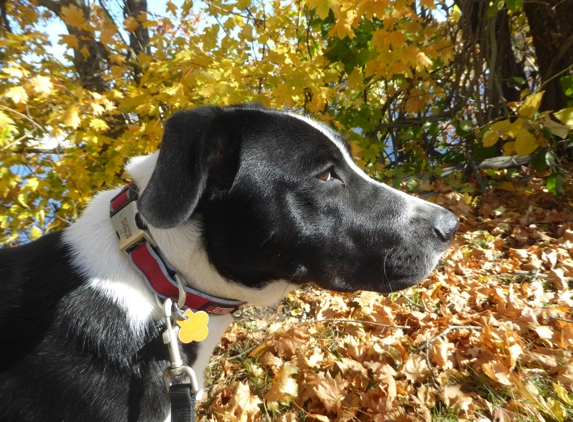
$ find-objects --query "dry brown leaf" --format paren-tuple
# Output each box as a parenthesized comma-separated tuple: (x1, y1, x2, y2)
(440, 385, 474, 414)
(214, 381, 262, 422)
(554, 363, 573, 391)
(305, 414, 329, 422)
(335, 357, 367, 376)
(259, 351, 284, 373)
(273, 328, 311, 358)
(264, 362, 298, 403)
(277, 413, 299, 422)
(429, 336, 455, 369)
(494, 407, 520, 422)
(483, 360, 513, 386)
(312, 372, 346, 414)
(402, 354, 430, 384)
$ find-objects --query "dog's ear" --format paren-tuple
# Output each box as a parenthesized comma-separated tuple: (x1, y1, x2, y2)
(138, 106, 225, 229)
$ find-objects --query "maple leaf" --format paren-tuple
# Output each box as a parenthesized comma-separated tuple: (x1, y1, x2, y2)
(89, 118, 110, 133)
(311, 372, 346, 414)
(31, 76, 53, 94)
(440, 385, 474, 414)
(228, 381, 262, 422)
(62, 106, 81, 129)
(264, 362, 298, 403)
(5, 86, 28, 104)
(60, 5, 88, 30)
(402, 354, 430, 384)
(272, 328, 310, 358)
(306, 0, 339, 20)
(124, 16, 140, 32)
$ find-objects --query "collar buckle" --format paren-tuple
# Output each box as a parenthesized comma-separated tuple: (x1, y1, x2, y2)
(111, 200, 157, 253)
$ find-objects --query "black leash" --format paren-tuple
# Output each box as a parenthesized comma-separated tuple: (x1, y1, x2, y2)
(169, 384, 196, 422)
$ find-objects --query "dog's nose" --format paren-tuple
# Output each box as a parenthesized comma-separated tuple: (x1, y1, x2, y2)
(433, 210, 459, 242)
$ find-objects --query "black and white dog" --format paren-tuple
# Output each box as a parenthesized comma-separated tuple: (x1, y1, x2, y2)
(0, 105, 458, 421)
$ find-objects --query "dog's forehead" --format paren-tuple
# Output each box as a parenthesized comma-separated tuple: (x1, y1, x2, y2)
(238, 109, 350, 166)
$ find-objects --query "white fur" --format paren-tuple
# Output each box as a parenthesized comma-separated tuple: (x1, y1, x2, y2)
(288, 113, 445, 214)
(63, 149, 297, 399)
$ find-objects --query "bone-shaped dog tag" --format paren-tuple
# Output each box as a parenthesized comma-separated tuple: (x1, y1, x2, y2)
(177, 309, 209, 343)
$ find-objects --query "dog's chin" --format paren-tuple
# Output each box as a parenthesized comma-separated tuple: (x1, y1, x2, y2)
(316, 271, 434, 295)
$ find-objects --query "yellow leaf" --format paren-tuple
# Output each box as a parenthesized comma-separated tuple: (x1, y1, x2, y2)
(544, 115, 570, 138)
(554, 107, 573, 129)
(18, 193, 30, 209)
(507, 118, 523, 138)
(124, 16, 140, 32)
(553, 383, 573, 406)
(63, 106, 81, 128)
(416, 52, 433, 70)
(313, 372, 346, 413)
(2, 63, 29, 78)
(0, 111, 15, 129)
(30, 226, 42, 240)
(306, 0, 339, 19)
(237, 0, 251, 10)
(347, 68, 362, 90)
(89, 118, 110, 132)
(59, 34, 79, 49)
(31, 76, 53, 94)
(166, 1, 178, 15)
(228, 381, 262, 420)
(60, 5, 87, 29)
(482, 130, 500, 147)
(5, 86, 28, 104)
(503, 141, 515, 156)
(498, 181, 516, 192)
(515, 129, 540, 156)
(519, 91, 544, 119)
(483, 119, 514, 146)
(26, 178, 39, 191)
(100, 26, 117, 47)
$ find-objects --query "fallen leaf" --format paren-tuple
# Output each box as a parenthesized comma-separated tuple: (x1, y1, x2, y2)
(264, 362, 298, 403)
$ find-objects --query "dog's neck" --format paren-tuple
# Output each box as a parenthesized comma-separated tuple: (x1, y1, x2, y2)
(64, 152, 295, 329)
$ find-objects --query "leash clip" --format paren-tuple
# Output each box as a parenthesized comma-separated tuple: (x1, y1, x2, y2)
(162, 298, 199, 394)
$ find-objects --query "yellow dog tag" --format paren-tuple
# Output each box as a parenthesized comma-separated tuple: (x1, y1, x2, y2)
(177, 309, 209, 343)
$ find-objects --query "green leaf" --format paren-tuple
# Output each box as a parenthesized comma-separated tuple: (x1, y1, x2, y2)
(509, 76, 525, 85)
(560, 76, 573, 98)
(546, 172, 564, 196)
(456, 119, 473, 136)
(545, 151, 556, 167)
(506, 0, 523, 11)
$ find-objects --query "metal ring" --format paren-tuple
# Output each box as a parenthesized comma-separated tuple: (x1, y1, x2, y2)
(174, 273, 187, 310)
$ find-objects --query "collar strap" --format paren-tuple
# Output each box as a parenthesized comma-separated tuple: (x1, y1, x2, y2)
(110, 183, 246, 315)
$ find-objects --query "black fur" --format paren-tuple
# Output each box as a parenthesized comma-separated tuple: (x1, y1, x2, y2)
(0, 232, 199, 421)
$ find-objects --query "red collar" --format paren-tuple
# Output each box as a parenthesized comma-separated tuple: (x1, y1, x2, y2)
(110, 183, 245, 315)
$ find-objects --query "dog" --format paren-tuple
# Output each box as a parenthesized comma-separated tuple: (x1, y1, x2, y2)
(0, 104, 458, 421)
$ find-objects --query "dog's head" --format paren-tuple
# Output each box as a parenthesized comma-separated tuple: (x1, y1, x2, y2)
(137, 105, 458, 294)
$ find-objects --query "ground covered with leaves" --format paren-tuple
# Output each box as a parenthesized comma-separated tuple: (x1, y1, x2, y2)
(197, 165, 573, 422)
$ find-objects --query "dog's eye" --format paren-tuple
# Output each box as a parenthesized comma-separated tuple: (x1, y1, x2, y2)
(317, 170, 334, 182)
(316, 168, 344, 186)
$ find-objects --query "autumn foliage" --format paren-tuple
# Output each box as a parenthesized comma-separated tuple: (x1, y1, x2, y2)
(199, 174, 573, 421)
(1, 0, 573, 420)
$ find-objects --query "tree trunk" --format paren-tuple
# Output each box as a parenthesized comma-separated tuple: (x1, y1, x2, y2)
(455, 0, 526, 120)
(125, 0, 150, 57)
(37, 0, 109, 93)
(524, 0, 573, 112)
